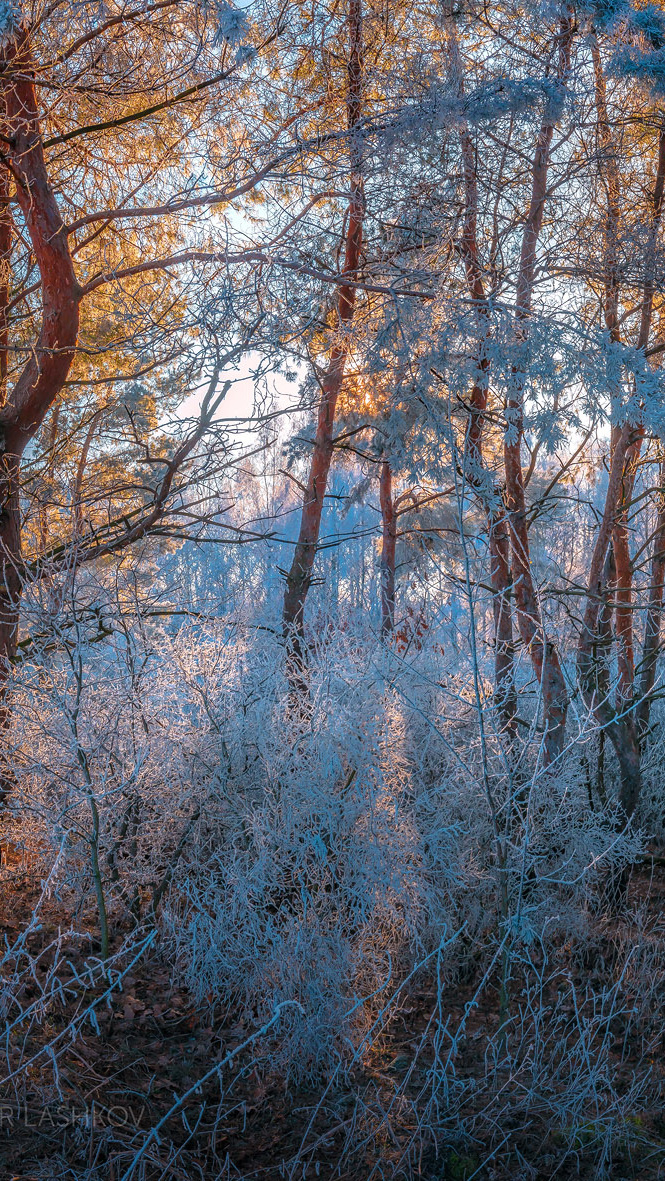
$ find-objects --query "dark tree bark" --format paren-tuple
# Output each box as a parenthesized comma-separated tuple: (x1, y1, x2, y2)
(282, 0, 364, 682)
(611, 125, 665, 716)
(0, 29, 81, 690)
(636, 460, 665, 740)
(0, 167, 11, 404)
(578, 41, 665, 824)
(502, 6, 573, 764)
(449, 11, 518, 743)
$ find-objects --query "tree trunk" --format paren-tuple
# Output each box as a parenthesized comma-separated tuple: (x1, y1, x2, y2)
(379, 460, 396, 639)
(611, 122, 665, 715)
(0, 160, 13, 759)
(282, 0, 364, 681)
(0, 28, 80, 741)
(636, 459, 665, 739)
(503, 6, 573, 763)
(0, 461, 21, 699)
(449, 13, 518, 744)
(578, 427, 633, 705)
(489, 514, 518, 738)
(504, 428, 568, 762)
(0, 168, 11, 405)
(579, 44, 665, 821)
(612, 449, 639, 715)
(578, 429, 644, 826)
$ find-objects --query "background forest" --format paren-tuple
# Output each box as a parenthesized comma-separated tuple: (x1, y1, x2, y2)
(3, 0, 665, 1177)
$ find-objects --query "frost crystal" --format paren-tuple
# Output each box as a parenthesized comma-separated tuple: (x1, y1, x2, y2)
(210, 0, 249, 47)
(0, 0, 22, 46)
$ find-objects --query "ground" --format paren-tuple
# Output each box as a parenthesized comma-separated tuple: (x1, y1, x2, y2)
(1, 851, 665, 1181)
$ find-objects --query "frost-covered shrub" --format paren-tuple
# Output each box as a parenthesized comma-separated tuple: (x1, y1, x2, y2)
(161, 629, 468, 1077)
(3, 578, 655, 1091)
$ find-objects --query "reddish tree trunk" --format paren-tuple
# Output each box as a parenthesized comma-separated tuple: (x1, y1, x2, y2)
(577, 418, 643, 825)
(503, 7, 573, 763)
(379, 460, 396, 639)
(0, 29, 80, 717)
(579, 50, 665, 823)
(611, 123, 665, 714)
(451, 25, 517, 743)
(282, 0, 364, 678)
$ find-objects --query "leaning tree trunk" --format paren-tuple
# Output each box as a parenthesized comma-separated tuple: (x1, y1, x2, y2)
(282, 0, 364, 682)
(0, 28, 81, 763)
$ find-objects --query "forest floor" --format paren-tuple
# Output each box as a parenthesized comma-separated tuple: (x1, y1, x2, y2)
(1, 853, 665, 1181)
